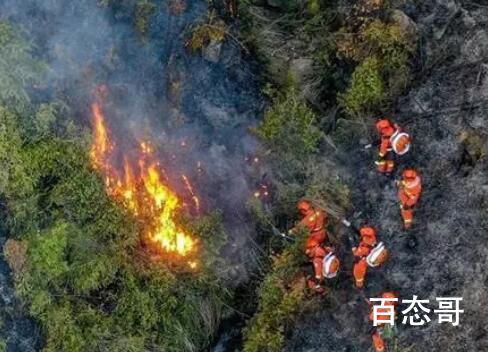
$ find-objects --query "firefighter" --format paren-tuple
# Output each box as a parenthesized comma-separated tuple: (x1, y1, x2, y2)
(369, 292, 398, 352)
(374, 119, 410, 174)
(397, 168, 422, 229)
(290, 199, 327, 244)
(289, 200, 329, 291)
(352, 225, 377, 289)
(305, 239, 339, 291)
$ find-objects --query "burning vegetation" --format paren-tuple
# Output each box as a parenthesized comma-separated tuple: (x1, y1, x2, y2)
(90, 98, 197, 262)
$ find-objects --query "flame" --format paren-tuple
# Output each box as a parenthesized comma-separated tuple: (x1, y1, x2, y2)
(90, 103, 113, 172)
(182, 174, 200, 214)
(90, 101, 196, 259)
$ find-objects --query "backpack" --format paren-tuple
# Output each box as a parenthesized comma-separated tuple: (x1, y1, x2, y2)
(390, 130, 411, 155)
(322, 252, 340, 279)
(366, 242, 389, 268)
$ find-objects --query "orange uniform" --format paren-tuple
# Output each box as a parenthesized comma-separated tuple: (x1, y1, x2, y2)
(294, 201, 327, 245)
(369, 292, 398, 352)
(352, 226, 377, 288)
(375, 119, 401, 174)
(292, 200, 329, 289)
(397, 169, 422, 229)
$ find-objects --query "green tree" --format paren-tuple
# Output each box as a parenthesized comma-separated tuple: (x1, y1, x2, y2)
(0, 21, 44, 110)
(256, 85, 323, 159)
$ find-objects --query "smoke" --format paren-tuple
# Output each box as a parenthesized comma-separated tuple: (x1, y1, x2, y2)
(1, 0, 265, 276)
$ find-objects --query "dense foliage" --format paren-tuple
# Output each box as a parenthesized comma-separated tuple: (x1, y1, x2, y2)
(0, 21, 230, 352)
(242, 233, 307, 352)
(256, 85, 323, 159)
(337, 2, 416, 117)
(134, 0, 156, 38)
(0, 20, 45, 111)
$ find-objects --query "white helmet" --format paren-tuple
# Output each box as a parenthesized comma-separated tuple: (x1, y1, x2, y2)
(322, 252, 340, 279)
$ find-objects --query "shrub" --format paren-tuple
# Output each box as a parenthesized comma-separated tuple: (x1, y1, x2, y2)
(187, 13, 227, 52)
(134, 0, 156, 38)
(0, 21, 45, 111)
(307, 0, 321, 16)
(3, 239, 28, 279)
(337, 12, 416, 117)
(256, 85, 323, 159)
(243, 236, 307, 352)
(338, 57, 385, 117)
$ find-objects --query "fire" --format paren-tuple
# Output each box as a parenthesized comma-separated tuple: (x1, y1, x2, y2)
(89, 101, 196, 259)
(90, 103, 113, 172)
(182, 174, 200, 214)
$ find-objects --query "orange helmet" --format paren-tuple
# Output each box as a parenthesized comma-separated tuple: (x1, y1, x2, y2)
(360, 226, 376, 238)
(359, 226, 377, 245)
(402, 168, 418, 180)
(376, 119, 392, 132)
(382, 291, 398, 305)
(297, 199, 312, 214)
(382, 292, 396, 299)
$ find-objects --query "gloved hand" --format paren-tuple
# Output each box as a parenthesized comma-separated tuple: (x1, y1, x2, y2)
(342, 219, 351, 227)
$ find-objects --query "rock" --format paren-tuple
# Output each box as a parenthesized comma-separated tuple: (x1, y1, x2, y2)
(437, 0, 458, 12)
(289, 58, 314, 86)
(390, 9, 418, 39)
(461, 30, 488, 64)
(461, 9, 476, 29)
(203, 39, 223, 63)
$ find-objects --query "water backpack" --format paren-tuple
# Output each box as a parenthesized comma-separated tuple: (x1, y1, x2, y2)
(390, 130, 411, 155)
(322, 252, 340, 279)
(366, 242, 389, 268)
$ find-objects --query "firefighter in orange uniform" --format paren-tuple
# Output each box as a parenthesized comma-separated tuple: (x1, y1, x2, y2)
(289, 200, 329, 289)
(369, 292, 398, 352)
(352, 225, 378, 289)
(290, 200, 327, 244)
(305, 239, 339, 291)
(397, 168, 422, 229)
(375, 119, 410, 174)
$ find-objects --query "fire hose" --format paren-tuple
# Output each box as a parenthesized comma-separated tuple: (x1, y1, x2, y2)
(270, 225, 296, 242)
(341, 219, 360, 248)
(269, 218, 357, 244)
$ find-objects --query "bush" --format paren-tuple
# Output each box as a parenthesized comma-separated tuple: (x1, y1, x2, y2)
(3, 239, 28, 279)
(337, 12, 416, 117)
(307, 0, 321, 16)
(256, 85, 323, 159)
(187, 13, 227, 52)
(0, 21, 45, 111)
(134, 0, 156, 39)
(338, 57, 385, 117)
(243, 234, 307, 352)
